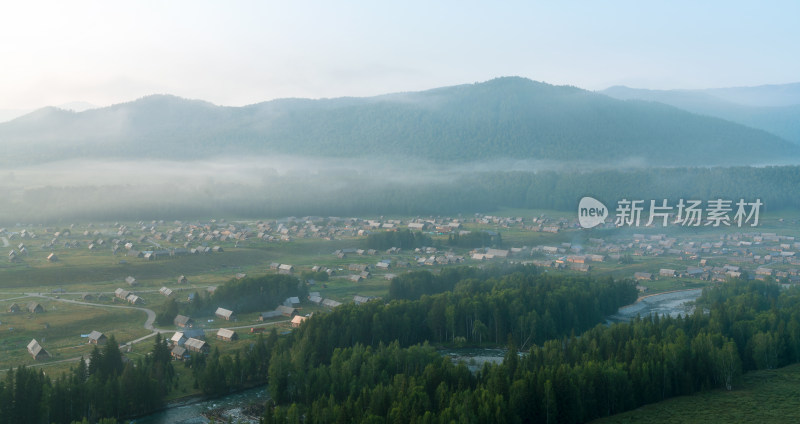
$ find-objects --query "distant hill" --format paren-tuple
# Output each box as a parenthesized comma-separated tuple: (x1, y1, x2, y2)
(602, 84, 800, 144)
(1, 77, 797, 166)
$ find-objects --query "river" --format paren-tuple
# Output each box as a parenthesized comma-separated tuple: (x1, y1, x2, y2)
(134, 289, 705, 421)
(606, 288, 703, 323)
(133, 386, 268, 424)
(440, 347, 507, 373)
(444, 289, 704, 371)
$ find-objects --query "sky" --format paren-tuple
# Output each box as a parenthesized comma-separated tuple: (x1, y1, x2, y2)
(1, 1, 798, 113)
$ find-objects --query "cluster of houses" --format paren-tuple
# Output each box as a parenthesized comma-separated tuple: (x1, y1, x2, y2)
(416, 252, 465, 266)
(19, 287, 380, 363)
(169, 310, 244, 360)
(521, 229, 800, 285)
(471, 213, 567, 233)
(168, 327, 241, 360)
(114, 288, 144, 305)
(307, 292, 342, 309)
(174, 307, 237, 328)
(25, 330, 107, 360)
(333, 248, 380, 259)
(8, 302, 45, 314)
(2, 214, 543, 271)
(634, 264, 800, 285)
(3, 220, 235, 263)
(8, 243, 29, 262)
(269, 263, 295, 274)
(529, 246, 606, 272)
(471, 247, 530, 261)
(253, 216, 454, 241)
(169, 328, 208, 360)
(259, 297, 310, 326)
(618, 231, 800, 283)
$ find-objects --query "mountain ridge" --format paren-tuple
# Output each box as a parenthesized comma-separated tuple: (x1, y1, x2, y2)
(601, 84, 800, 144)
(1, 77, 797, 166)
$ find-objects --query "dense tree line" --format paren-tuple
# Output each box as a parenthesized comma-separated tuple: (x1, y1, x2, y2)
(300, 270, 330, 283)
(155, 297, 179, 326)
(9, 268, 800, 423)
(0, 335, 173, 424)
(296, 267, 637, 361)
(388, 264, 548, 301)
(184, 274, 307, 317)
(365, 229, 432, 251)
(388, 267, 484, 301)
(185, 330, 278, 397)
(260, 279, 800, 423)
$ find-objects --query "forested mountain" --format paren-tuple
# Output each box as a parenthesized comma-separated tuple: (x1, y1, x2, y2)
(602, 84, 800, 144)
(1, 77, 797, 166)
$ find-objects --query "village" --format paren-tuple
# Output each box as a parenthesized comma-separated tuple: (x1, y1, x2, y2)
(1, 209, 799, 377)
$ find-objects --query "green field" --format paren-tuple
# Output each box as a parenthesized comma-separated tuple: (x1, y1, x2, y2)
(0, 299, 149, 369)
(593, 363, 800, 423)
(0, 220, 399, 377)
(0, 210, 797, 396)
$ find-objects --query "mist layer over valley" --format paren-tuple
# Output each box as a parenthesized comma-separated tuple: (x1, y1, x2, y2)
(0, 155, 654, 222)
(3, 155, 800, 223)
(2, 77, 800, 223)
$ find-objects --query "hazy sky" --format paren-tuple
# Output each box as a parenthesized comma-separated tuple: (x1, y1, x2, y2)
(1, 1, 798, 111)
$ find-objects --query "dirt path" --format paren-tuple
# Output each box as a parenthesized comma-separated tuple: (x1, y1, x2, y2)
(5, 294, 290, 372)
(27, 293, 159, 331)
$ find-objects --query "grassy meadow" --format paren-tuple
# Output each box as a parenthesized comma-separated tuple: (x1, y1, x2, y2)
(0, 209, 797, 405)
(593, 363, 800, 423)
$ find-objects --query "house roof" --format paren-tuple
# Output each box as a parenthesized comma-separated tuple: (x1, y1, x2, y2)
(171, 346, 187, 357)
(170, 332, 186, 342)
(115, 288, 132, 298)
(322, 299, 342, 308)
(183, 329, 205, 339)
(174, 315, 192, 325)
(260, 310, 283, 319)
(27, 339, 47, 356)
(276, 305, 297, 315)
(88, 330, 105, 341)
(215, 307, 234, 318)
(184, 338, 206, 350)
(217, 328, 236, 339)
(291, 315, 307, 325)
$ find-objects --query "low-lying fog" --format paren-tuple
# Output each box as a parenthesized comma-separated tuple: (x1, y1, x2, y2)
(2, 155, 796, 224)
(0, 156, 597, 223)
